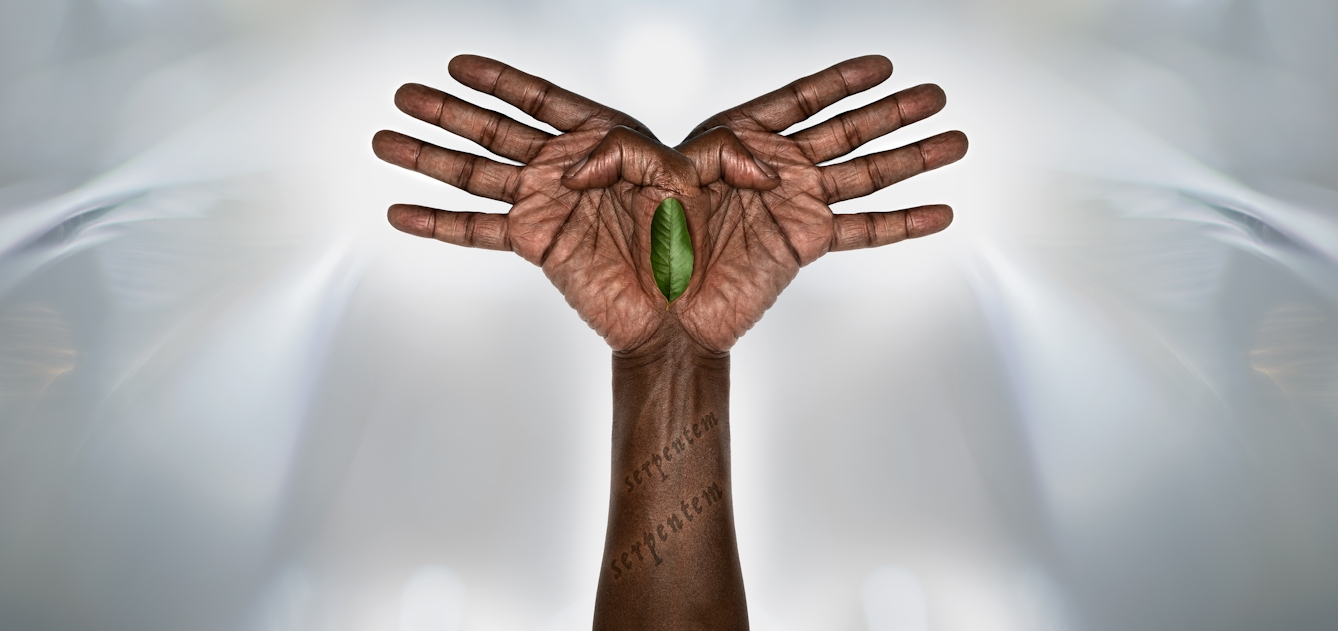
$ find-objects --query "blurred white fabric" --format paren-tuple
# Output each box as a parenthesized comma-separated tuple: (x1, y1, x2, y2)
(2, 1, 1337, 630)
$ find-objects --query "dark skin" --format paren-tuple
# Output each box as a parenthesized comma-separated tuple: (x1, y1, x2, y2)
(373, 54, 967, 630)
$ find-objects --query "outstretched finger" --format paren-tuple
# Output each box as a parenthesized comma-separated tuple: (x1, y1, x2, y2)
(395, 83, 553, 163)
(685, 55, 893, 140)
(678, 127, 780, 190)
(791, 84, 946, 164)
(373, 130, 523, 203)
(830, 205, 953, 251)
(449, 55, 654, 136)
(820, 130, 967, 203)
(388, 204, 512, 251)
(561, 126, 694, 190)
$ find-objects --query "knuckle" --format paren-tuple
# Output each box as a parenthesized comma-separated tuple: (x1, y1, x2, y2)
(480, 113, 501, 149)
(524, 83, 551, 117)
(504, 170, 521, 201)
(430, 91, 452, 124)
(458, 154, 478, 188)
(790, 85, 818, 117)
(839, 115, 863, 150)
(463, 212, 478, 245)
(704, 126, 736, 142)
(891, 92, 910, 128)
(422, 208, 440, 239)
(864, 158, 886, 190)
(523, 138, 545, 162)
(820, 171, 842, 204)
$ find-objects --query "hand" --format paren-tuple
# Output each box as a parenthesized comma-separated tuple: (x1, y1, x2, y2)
(632, 56, 969, 353)
(372, 56, 778, 354)
(677, 56, 968, 329)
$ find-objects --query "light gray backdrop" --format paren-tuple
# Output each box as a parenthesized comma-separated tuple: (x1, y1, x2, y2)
(2, 1, 1337, 630)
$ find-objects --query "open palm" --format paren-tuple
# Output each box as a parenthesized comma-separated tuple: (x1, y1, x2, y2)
(672, 56, 968, 350)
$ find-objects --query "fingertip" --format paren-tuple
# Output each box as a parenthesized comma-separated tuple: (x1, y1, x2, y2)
(371, 130, 419, 167)
(897, 84, 947, 122)
(866, 54, 894, 77)
(841, 55, 894, 89)
(923, 83, 947, 105)
(907, 204, 953, 238)
(394, 83, 439, 118)
(447, 54, 479, 76)
(393, 83, 418, 108)
(448, 54, 499, 88)
(920, 130, 969, 169)
(371, 129, 398, 159)
(387, 204, 434, 238)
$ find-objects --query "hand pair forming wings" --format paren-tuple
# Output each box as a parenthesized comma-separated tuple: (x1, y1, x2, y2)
(372, 55, 967, 354)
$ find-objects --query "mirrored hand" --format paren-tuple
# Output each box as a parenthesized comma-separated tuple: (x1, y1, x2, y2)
(683, 55, 968, 266)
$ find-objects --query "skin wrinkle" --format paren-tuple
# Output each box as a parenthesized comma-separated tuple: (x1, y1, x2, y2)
(789, 84, 820, 120)
(863, 155, 887, 201)
(588, 209, 614, 291)
(539, 187, 600, 267)
(863, 211, 878, 248)
(916, 137, 933, 173)
(572, 107, 600, 134)
(498, 216, 514, 250)
(502, 167, 522, 202)
(835, 112, 865, 161)
(478, 110, 502, 154)
(525, 82, 551, 122)
(486, 160, 508, 200)
(894, 90, 912, 133)
(834, 65, 856, 100)
(818, 168, 840, 207)
(614, 194, 638, 249)
(451, 152, 476, 197)
(755, 198, 802, 266)
(482, 63, 504, 97)
(463, 212, 479, 246)
(604, 204, 636, 275)
(421, 203, 438, 240)
(429, 89, 447, 130)
(408, 136, 424, 174)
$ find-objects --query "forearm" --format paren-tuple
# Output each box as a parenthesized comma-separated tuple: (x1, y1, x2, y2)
(594, 324, 748, 631)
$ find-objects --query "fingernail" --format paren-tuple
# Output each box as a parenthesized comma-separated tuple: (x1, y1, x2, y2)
(563, 157, 589, 179)
(753, 156, 778, 178)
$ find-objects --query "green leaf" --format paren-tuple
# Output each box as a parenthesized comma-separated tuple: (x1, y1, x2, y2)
(650, 197, 693, 304)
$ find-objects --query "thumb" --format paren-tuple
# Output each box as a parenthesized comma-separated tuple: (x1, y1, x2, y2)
(679, 127, 780, 190)
(562, 126, 692, 190)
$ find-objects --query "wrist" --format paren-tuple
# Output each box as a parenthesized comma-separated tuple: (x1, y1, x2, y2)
(612, 319, 728, 436)
(613, 316, 727, 366)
